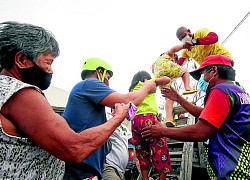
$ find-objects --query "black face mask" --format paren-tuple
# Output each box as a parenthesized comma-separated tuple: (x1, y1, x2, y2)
(18, 63, 52, 90)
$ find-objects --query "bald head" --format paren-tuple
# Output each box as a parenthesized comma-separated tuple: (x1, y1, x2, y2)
(176, 27, 190, 41)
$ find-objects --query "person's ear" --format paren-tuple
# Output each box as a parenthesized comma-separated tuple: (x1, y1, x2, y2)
(96, 69, 101, 74)
(212, 66, 217, 72)
(211, 66, 218, 76)
(14, 51, 30, 68)
(96, 69, 103, 80)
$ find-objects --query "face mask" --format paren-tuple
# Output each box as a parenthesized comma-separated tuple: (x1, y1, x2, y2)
(181, 35, 192, 43)
(198, 69, 214, 92)
(19, 63, 52, 90)
(198, 74, 209, 92)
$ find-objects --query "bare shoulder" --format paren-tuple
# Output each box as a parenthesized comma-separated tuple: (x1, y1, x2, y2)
(2, 87, 57, 131)
(4, 87, 50, 112)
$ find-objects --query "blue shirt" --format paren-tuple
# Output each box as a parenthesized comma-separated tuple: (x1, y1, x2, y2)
(63, 78, 115, 179)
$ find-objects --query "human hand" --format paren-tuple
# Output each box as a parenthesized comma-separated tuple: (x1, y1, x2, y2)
(144, 79, 156, 93)
(141, 120, 165, 140)
(183, 41, 192, 51)
(112, 103, 130, 120)
(161, 86, 180, 102)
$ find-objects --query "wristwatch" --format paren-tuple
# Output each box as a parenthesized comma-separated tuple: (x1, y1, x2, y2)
(191, 38, 199, 45)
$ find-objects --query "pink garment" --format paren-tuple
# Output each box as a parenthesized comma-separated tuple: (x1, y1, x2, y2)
(131, 113, 172, 174)
(126, 103, 138, 121)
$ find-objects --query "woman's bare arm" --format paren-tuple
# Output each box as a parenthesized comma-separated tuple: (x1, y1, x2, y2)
(2, 88, 129, 162)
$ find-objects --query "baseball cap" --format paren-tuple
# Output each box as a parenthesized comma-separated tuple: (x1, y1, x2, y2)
(190, 55, 233, 80)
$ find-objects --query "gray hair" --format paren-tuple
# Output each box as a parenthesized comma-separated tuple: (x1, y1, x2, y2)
(0, 21, 59, 70)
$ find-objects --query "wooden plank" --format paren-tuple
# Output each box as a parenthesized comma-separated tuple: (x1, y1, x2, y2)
(173, 105, 188, 115)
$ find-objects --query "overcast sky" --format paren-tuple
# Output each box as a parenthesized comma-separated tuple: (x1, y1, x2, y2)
(1, 0, 250, 94)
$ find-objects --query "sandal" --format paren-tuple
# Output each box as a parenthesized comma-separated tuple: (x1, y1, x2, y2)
(182, 89, 197, 95)
(166, 120, 177, 127)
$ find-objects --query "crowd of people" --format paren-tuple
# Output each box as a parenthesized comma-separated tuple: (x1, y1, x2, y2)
(0, 21, 249, 180)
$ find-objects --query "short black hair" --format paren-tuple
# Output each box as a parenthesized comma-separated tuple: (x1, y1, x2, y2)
(205, 65, 235, 81)
(81, 67, 113, 80)
(81, 70, 95, 80)
(129, 70, 151, 92)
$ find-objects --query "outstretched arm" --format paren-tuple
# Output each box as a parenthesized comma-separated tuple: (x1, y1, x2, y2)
(161, 87, 203, 117)
(184, 31, 219, 49)
(2, 88, 130, 163)
(194, 32, 218, 45)
(141, 118, 216, 142)
(166, 44, 184, 57)
(100, 79, 157, 107)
